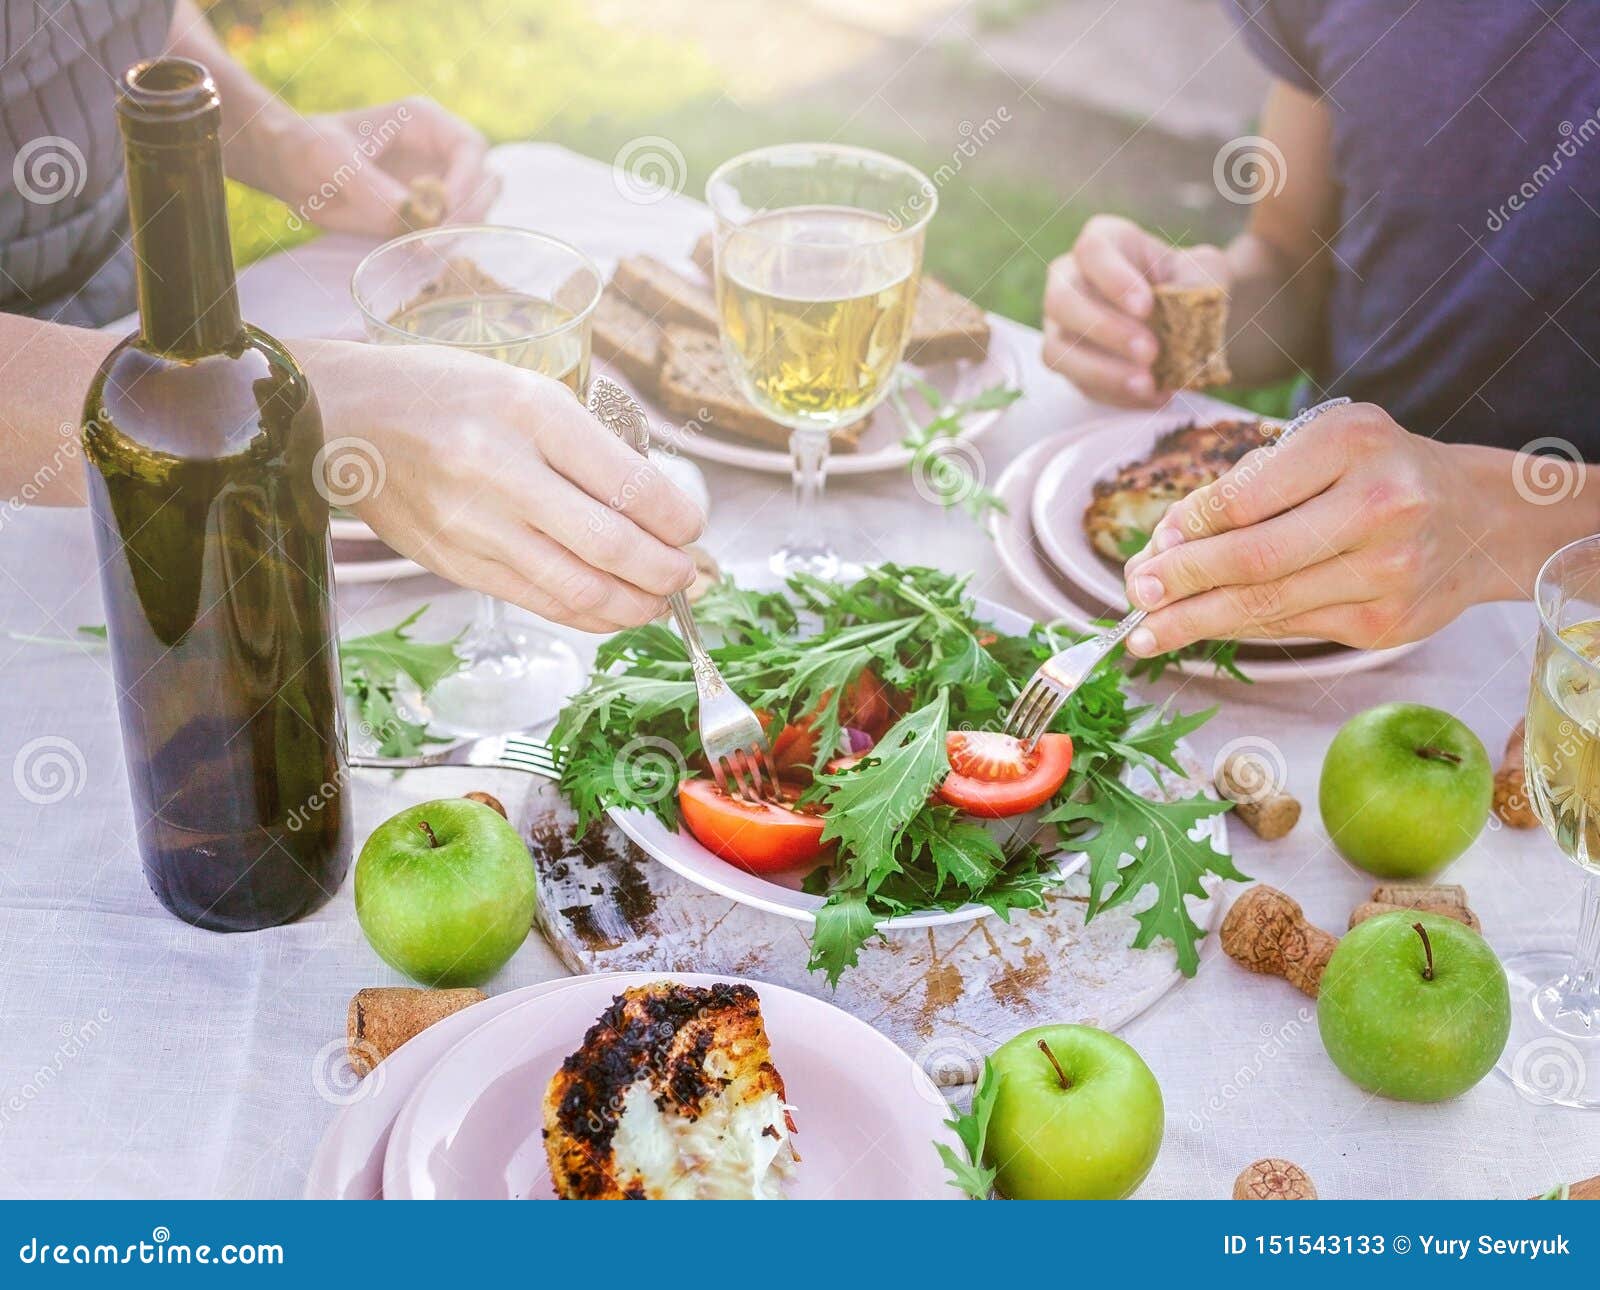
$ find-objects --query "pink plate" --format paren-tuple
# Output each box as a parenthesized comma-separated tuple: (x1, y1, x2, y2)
(304, 976, 603, 1199)
(383, 971, 966, 1200)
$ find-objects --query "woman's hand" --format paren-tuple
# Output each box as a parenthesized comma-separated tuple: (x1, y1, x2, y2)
(1042, 215, 1231, 407)
(300, 340, 704, 633)
(1120, 404, 1519, 655)
(267, 99, 497, 236)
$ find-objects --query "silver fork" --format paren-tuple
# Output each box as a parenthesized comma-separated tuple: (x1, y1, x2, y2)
(349, 732, 563, 776)
(586, 377, 778, 802)
(1006, 396, 1352, 747)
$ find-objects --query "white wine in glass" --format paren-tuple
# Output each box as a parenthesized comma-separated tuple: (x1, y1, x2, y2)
(708, 146, 935, 579)
(1502, 536, 1600, 1108)
(351, 226, 600, 737)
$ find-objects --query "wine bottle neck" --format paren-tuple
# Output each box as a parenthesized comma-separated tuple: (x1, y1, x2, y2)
(118, 58, 243, 359)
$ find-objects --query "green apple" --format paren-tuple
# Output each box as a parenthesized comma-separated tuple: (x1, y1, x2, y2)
(1319, 702, 1492, 878)
(984, 1024, 1163, 1200)
(1318, 911, 1510, 1102)
(355, 798, 536, 987)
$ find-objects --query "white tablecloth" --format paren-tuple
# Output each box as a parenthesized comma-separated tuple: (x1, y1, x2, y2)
(2, 144, 1595, 1200)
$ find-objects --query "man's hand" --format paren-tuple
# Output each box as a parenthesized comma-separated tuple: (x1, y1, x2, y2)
(1120, 404, 1500, 654)
(272, 98, 497, 236)
(301, 341, 703, 633)
(1042, 215, 1232, 407)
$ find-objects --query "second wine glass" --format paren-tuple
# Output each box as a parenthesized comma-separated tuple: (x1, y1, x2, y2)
(351, 225, 601, 736)
(707, 144, 936, 579)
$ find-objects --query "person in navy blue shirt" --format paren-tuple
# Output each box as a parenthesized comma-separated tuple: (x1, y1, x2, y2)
(1044, 1, 1600, 658)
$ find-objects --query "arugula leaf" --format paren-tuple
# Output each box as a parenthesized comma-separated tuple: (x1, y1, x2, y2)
(809, 890, 879, 985)
(905, 807, 1004, 896)
(893, 377, 1021, 521)
(337, 607, 464, 758)
(1046, 771, 1241, 975)
(814, 694, 950, 892)
(937, 1058, 999, 1199)
(339, 606, 462, 693)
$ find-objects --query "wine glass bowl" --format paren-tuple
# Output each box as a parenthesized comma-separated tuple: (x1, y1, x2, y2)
(350, 226, 602, 737)
(707, 144, 935, 578)
(1500, 534, 1600, 1107)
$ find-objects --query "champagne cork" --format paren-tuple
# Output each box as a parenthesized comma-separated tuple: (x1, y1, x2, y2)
(1221, 885, 1338, 998)
(1350, 883, 1479, 931)
(1214, 749, 1301, 840)
(1234, 1158, 1317, 1200)
(347, 986, 486, 1075)
(1494, 721, 1539, 829)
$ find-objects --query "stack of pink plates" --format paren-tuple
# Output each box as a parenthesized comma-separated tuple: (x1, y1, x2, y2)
(988, 395, 1419, 683)
(304, 971, 963, 1201)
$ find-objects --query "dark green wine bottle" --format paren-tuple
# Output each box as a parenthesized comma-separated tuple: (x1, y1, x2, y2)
(82, 57, 350, 930)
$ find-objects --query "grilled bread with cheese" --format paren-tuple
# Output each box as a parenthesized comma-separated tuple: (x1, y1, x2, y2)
(1083, 417, 1278, 561)
(543, 982, 797, 1200)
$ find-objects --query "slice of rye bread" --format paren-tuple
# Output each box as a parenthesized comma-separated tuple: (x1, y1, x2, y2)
(905, 276, 990, 365)
(656, 325, 862, 451)
(590, 288, 664, 392)
(1150, 284, 1232, 390)
(687, 231, 989, 364)
(612, 254, 720, 331)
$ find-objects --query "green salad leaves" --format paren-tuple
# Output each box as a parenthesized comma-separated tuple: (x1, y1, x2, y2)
(550, 565, 1242, 984)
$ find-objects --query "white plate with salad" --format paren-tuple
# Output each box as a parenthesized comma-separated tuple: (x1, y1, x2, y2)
(549, 566, 1235, 976)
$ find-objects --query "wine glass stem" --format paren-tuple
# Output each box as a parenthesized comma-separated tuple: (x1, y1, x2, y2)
(467, 593, 508, 651)
(1562, 867, 1600, 1019)
(787, 425, 831, 562)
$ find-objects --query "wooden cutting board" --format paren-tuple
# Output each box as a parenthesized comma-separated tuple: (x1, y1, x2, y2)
(521, 757, 1229, 1087)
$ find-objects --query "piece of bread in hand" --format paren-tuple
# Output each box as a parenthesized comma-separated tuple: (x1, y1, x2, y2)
(906, 276, 990, 365)
(612, 254, 720, 332)
(1150, 284, 1232, 390)
(657, 325, 862, 451)
(590, 288, 664, 392)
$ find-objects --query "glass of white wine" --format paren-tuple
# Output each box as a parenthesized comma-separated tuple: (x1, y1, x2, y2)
(707, 144, 936, 579)
(351, 226, 601, 736)
(1506, 534, 1600, 1107)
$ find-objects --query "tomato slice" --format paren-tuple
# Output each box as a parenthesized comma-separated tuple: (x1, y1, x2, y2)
(678, 778, 830, 875)
(936, 731, 1073, 818)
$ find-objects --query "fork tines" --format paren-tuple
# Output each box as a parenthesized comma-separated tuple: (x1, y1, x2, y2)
(711, 744, 777, 803)
(501, 735, 564, 776)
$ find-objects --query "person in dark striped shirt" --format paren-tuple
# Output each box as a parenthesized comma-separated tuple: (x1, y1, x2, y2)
(1044, 1, 1600, 658)
(1, 1, 703, 633)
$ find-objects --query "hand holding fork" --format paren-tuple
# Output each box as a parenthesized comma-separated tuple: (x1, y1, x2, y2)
(587, 378, 780, 802)
(1006, 397, 1350, 746)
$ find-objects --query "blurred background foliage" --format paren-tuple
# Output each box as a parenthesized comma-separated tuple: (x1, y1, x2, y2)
(205, 0, 1291, 411)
